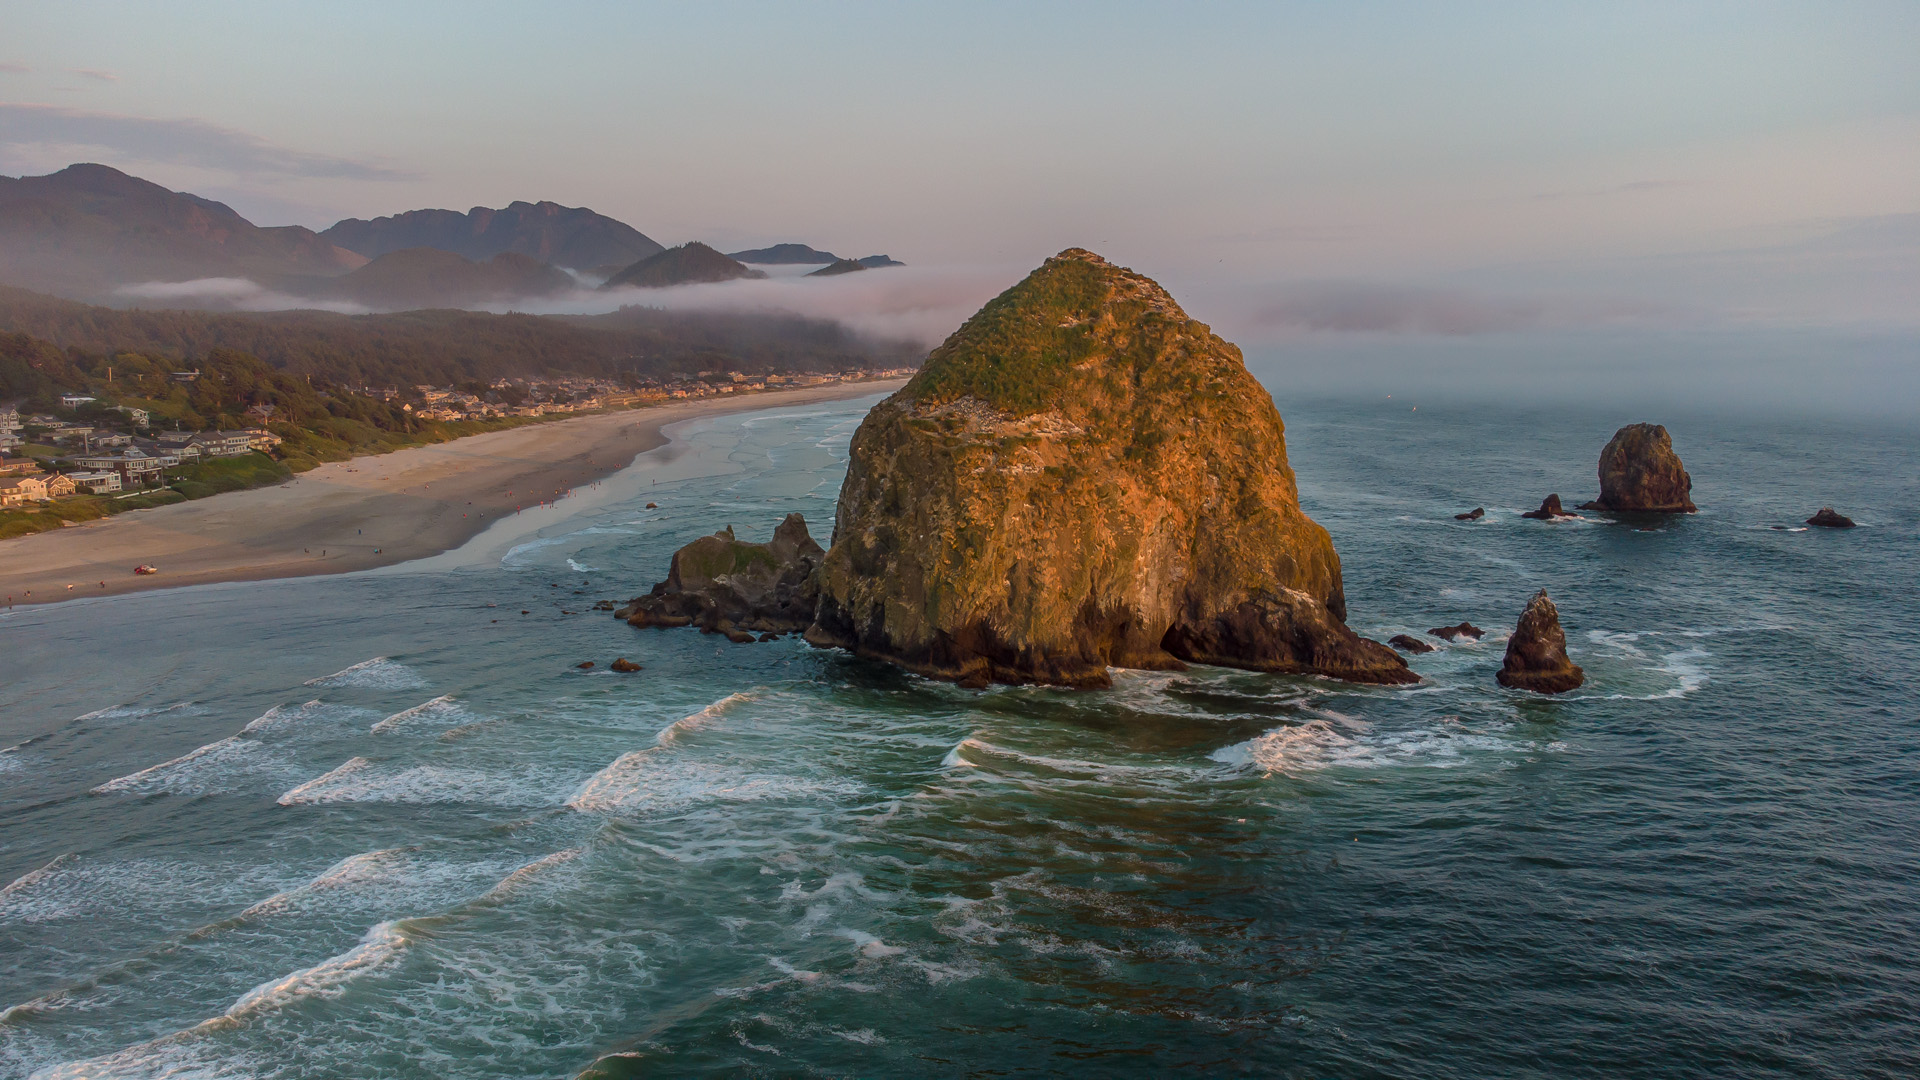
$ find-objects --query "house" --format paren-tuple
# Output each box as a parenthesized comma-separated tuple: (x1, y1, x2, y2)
(184, 431, 254, 458)
(71, 446, 176, 485)
(66, 470, 122, 494)
(169, 370, 200, 382)
(114, 406, 151, 427)
(245, 403, 275, 423)
(0, 475, 49, 505)
(245, 429, 283, 451)
(41, 473, 76, 497)
(60, 394, 97, 408)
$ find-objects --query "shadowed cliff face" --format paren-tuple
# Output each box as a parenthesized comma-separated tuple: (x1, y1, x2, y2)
(807, 248, 1413, 688)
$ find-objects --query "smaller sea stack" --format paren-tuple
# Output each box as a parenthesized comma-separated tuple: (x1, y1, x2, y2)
(1389, 634, 1436, 654)
(1428, 622, 1484, 642)
(616, 514, 824, 638)
(1806, 507, 1856, 528)
(1583, 423, 1695, 512)
(1496, 590, 1584, 694)
(1455, 507, 1485, 521)
(1521, 495, 1576, 520)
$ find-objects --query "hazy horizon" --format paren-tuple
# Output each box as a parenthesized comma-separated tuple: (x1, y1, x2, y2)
(3, 2, 1916, 398)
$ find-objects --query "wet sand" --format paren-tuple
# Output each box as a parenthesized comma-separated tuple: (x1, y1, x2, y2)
(0, 380, 902, 609)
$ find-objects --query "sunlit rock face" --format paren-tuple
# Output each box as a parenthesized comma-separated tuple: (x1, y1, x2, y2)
(807, 248, 1414, 689)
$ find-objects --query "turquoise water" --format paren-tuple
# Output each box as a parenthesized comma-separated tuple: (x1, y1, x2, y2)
(1, 393, 1915, 1078)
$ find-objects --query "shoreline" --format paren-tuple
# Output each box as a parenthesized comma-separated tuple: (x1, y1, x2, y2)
(0, 379, 903, 610)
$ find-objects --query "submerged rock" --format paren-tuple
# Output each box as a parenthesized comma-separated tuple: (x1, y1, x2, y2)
(1521, 494, 1578, 520)
(576, 661, 595, 669)
(1389, 634, 1436, 654)
(806, 249, 1413, 689)
(610, 657, 641, 673)
(1427, 622, 1484, 642)
(617, 514, 825, 634)
(1580, 423, 1696, 513)
(1496, 590, 1584, 694)
(1455, 507, 1485, 521)
(1806, 507, 1856, 528)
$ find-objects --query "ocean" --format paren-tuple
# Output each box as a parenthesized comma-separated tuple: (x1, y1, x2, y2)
(2, 390, 1915, 1078)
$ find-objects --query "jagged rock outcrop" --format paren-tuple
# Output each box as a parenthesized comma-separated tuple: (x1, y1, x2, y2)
(1496, 590, 1584, 694)
(1455, 507, 1485, 520)
(1389, 634, 1436, 654)
(804, 248, 1414, 689)
(616, 514, 824, 638)
(1427, 622, 1484, 642)
(1806, 507, 1856, 528)
(1580, 423, 1696, 512)
(1521, 494, 1578, 520)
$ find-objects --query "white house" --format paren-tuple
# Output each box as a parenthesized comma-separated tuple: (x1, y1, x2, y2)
(66, 470, 123, 493)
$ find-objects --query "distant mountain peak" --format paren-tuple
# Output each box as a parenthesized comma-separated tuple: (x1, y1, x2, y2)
(728, 243, 839, 265)
(603, 242, 766, 289)
(321, 201, 662, 270)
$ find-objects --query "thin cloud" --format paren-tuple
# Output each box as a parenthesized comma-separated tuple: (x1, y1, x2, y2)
(0, 101, 414, 180)
(66, 68, 117, 82)
(0, 63, 28, 75)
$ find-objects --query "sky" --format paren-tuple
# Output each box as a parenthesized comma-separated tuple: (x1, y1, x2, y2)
(2, 1, 1918, 360)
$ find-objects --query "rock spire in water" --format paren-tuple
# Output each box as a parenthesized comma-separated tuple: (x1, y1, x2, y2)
(1583, 423, 1696, 513)
(804, 248, 1414, 689)
(1496, 590, 1585, 694)
(616, 514, 824, 641)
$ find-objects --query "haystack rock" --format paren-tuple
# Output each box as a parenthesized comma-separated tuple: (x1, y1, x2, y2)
(616, 514, 824, 637)
(1806, 507, 1856, 528)
(805, 249, 1415, 689)
(1496, 590, 1584, 694)
(1581, 423, 1696, 513)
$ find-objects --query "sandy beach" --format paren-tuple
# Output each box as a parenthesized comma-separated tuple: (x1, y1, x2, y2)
(0, 380, 902, 609)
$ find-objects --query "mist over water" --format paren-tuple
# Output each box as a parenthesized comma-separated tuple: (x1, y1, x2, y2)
(1, 386, 1915, 1077)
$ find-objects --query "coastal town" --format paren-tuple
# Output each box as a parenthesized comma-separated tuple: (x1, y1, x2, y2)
(0, 366, 914, 513)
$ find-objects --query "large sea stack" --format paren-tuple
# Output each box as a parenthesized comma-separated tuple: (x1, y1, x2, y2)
(805, 249, 1414, 689)
(1583, 423, 1696, 513)
(1496, 590, 1585, 694)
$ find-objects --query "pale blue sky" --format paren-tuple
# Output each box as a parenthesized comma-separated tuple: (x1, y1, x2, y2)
(2, 1, 1917, 335)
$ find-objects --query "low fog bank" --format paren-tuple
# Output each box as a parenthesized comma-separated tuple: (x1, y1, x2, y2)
(106, 261, 1019, 352)
(1246, 328, 1920, 420)
(502, 263, 1013, 348)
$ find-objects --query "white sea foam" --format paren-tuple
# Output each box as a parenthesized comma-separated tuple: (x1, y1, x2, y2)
(833, 927, 906, 958)
(276, 758, 547, 807)
(223, 920, 410, 1021)
(942, 736, 1198, 782)
(1213, 717, 1522, 775)
(656, 690, 761, 745)
(479, 848, 586, 903)
(0, 854, 78, 921)
(370, 694, 460, 734)
(303, 657, 426, 690)
(239, 700, 326, 734)
(90, 736, 264, 796)
(566, 558, 598, 573)
(569, 750, 859, 814)
(71, 701, 198, 725)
